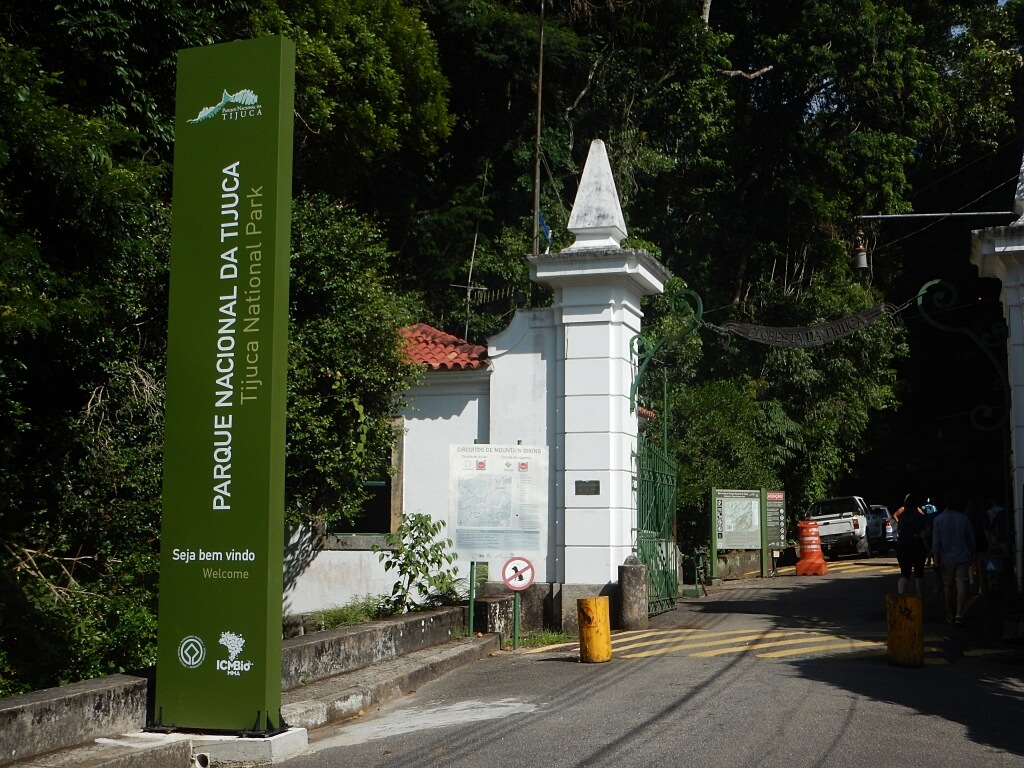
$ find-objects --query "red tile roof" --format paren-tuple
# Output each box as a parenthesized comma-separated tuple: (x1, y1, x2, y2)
(400, 323, 489, 371)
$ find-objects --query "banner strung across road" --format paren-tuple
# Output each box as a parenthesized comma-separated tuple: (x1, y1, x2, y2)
(155, 35, 294, 734)
(720, 304, 893, 347)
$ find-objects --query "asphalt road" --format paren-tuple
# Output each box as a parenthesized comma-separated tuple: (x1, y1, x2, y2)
(284, 557, 1024, 768)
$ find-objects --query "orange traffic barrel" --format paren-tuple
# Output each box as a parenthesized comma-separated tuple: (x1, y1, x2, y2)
(795, 520, 828, 575)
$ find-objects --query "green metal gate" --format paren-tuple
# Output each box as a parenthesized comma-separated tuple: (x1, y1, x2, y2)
(630, 286, 700, 616)
(635, 430, 678, 615)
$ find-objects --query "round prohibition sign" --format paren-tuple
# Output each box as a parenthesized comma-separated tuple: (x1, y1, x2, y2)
(502, 557, 535, 591)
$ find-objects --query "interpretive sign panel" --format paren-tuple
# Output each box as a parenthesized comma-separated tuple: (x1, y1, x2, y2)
(449, 444, 548, 560)
(713, 488, 762, 550)
(155, 36, 295, 733)
(764, 491, 787, 550)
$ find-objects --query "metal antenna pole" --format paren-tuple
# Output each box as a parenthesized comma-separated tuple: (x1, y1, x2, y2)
(531, 1, 545, 258)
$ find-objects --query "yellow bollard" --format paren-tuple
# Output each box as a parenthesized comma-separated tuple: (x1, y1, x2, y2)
(886, 593, 924, 667)
(577, 596, 612, 663)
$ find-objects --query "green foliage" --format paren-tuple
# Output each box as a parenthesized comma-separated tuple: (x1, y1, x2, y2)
(0, 3, 438, 693)
(0, 34, 168, 695)
(307, 594, 391, 630)
(286, 194, 422, 525)
(374, 513, 461, 613)
(2, 0, 1023, 697)
(251, 0, 454, 195)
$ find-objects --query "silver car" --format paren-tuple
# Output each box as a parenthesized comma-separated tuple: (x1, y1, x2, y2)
(867, 504, 897, 554)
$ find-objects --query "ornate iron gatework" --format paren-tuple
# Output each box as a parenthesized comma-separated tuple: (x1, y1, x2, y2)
(636, 428, 678, 615)
(630, 285, 699, 615)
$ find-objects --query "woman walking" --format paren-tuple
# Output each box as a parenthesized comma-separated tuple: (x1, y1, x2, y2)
(894, 494, 928, 596)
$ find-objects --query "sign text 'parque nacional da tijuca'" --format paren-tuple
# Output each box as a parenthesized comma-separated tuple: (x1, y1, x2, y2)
(155, 35, 295, 734)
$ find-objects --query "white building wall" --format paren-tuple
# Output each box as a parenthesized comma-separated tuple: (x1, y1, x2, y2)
(401, 369, 491, 519)
(401, 370, 491, 583)
(282, 369, 490, 616)
(487, 308, 558, 583)
(283, 548, 390, 616)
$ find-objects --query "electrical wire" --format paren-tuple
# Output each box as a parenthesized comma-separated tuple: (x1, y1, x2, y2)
(870, 171, 1019, 256)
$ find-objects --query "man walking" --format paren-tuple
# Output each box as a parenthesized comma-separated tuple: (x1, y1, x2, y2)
(932, 490, 975, 625)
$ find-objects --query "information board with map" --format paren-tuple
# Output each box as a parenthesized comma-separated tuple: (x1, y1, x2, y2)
(449, 444, 548, 560)
(713, 488, 762, 550)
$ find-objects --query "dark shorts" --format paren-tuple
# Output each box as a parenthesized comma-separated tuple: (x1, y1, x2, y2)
(940, 562, 970, 585)
(896, 539, 927, 579)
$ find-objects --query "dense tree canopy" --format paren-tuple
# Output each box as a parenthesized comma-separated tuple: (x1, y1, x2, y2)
(2, 0, 1023, 693)
(0, 0, 441, 694)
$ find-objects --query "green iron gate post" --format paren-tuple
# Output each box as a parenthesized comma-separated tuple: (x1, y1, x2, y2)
(630, 287, 704, 615)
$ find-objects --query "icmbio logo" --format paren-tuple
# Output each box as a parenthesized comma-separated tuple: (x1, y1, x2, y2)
(217, 631, 254, 677)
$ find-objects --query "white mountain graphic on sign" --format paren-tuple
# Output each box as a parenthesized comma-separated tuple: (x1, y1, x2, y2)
(188, 89, 259, 123)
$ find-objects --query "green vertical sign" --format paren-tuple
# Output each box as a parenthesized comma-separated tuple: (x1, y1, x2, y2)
(155, 36, 295, 733)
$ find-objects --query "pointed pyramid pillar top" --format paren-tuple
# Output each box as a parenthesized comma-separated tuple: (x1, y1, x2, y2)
(1014, 149, 1024, 225)
(565, 140, 627, 251)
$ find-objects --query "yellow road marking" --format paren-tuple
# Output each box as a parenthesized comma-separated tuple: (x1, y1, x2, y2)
(529, 628, 954, 663)
(755, 639, 885, 658)
(690, 635, 869, 658)
(621, 631, 817, 658)
(609, 628, 703, 644)
(769, 563, 899, 578)
(962, 648, 1008, 658)
(612, 628, 774, 653)
(522, 642, 579, 654)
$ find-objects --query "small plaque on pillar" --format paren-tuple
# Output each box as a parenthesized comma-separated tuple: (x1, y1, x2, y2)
(575, 480, 601, 496)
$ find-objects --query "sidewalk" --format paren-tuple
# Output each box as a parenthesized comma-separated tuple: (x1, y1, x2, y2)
(280, 633, 499, 731)
(6, 636, 498, 768)
(3, 606, 500, 768)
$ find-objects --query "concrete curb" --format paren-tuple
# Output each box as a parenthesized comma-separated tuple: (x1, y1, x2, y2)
(7, 733, 193, 768)
(1, 674, 150, 766)
(282, 606, 469, 690)
(281, 634, 501, 730)
(2, 604, 505, 767)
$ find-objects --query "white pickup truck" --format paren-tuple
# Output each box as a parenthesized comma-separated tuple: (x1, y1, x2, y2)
(804, 496, 871, 559)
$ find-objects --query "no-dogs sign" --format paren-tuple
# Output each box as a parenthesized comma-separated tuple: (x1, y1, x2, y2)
(502, 557, 535, 591)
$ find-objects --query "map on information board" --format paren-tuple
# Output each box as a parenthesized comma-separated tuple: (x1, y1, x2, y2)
(449, 444, 548, 560)
(714, 488, 761, 550)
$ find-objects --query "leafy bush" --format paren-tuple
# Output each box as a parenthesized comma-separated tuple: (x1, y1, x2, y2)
(374, 513, 461, 613)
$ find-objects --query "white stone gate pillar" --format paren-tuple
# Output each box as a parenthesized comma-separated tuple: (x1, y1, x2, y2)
(528, 141, 671, 627)
(971, 226, 1024, 593)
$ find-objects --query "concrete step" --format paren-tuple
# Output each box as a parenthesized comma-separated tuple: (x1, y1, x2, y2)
(281, 633, 501, 730)
(7, 733, 192, 768)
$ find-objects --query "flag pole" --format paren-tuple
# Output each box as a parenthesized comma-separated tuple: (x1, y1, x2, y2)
(532, 0, 545, 258)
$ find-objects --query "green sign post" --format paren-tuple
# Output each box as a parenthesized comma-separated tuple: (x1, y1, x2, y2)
(155, 36, 295, 733)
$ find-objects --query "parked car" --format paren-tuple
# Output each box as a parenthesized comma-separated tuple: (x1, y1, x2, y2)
(867, 504, 897, 554)
(804, 496, 871, 559)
